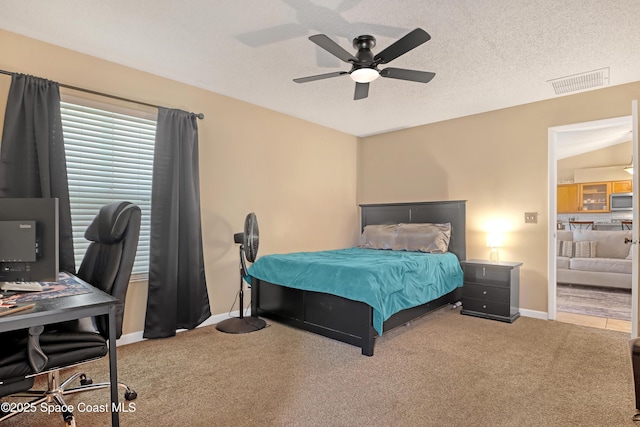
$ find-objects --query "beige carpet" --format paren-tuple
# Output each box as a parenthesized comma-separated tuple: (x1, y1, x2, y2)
(1, 307, 637, 426)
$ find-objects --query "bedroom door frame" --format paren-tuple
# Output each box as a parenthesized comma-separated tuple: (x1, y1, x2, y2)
(547, 106, 638, 338)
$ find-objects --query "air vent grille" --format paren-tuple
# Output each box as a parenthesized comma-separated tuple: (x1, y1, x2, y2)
(548, 67, 610, 95)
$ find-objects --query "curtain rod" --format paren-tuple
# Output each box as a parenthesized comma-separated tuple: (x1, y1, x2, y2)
(0, 69, 204, 119)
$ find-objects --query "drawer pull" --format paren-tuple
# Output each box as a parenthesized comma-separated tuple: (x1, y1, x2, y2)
(482, 267, 486, 277)
(482, 304, 487, 309)
(482, 291, 487, 295)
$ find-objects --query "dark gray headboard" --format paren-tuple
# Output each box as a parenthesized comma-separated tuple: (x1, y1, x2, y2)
(359, 200, 466, 262)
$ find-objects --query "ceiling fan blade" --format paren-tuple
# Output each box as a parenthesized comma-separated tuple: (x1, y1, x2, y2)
(293, 71, 348, 83)
(379, 67, 436, 83)
(374, 28, 431, 64)
(309, 34, 357, 63)
(354, 82, 369, 100)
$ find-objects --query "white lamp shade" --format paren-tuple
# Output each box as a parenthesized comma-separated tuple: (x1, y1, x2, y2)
(486, 233, 503, 248)
(350, 68, 379, 83)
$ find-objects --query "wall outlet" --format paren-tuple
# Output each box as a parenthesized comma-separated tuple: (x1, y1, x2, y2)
(524, 212, 538, 224)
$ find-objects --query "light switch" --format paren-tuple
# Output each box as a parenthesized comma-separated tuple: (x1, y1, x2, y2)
(524, 212, 538, 224)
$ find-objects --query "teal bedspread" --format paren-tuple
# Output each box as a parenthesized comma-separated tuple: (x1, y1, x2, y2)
(247, 248, 463, 335)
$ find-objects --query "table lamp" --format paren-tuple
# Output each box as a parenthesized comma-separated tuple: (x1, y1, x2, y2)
(487, 232, 503, 263)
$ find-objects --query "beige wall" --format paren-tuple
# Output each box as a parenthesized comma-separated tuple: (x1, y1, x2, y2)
(557, 141, 632, 182)
(359, 82, 640, 312)
(0, 30, 359, 335)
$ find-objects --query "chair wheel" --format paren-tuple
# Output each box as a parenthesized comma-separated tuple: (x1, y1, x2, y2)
(79, 374, 93, 385)
(124, 390, 137, 400)
(63, 410, 75, 424)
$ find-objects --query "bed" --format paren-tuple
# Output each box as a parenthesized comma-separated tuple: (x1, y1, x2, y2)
(248, 200, 466, 356)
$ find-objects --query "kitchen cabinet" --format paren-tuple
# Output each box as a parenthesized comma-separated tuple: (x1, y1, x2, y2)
(578, 182, 610, 212)
(557, 184, 579, 213)
(557, 181, 614, 213)
(612, 180, 632, 193)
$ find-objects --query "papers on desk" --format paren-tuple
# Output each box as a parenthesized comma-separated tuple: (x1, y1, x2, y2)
(0, 272, 92, 307)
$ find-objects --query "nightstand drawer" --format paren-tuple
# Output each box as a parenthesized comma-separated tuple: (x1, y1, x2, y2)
(464, 265, 510, 286)
(463, 283, 510, 303)
(462, 297, 511, 317)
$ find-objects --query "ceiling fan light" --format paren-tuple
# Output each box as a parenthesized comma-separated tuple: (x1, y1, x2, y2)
(624, 156, 634, 175)
(350, 68, 379, 83)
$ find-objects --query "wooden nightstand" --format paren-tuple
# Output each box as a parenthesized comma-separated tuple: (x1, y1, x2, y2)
(460, 259, 522, 323)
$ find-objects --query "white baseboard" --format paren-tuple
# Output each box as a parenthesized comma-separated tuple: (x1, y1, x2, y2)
(520, 308, 548, 320)
(115, 310, 240, 347)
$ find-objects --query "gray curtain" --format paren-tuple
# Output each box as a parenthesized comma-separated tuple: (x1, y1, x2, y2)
(0, 73, 75, 274)
(143, 107, 211, 338)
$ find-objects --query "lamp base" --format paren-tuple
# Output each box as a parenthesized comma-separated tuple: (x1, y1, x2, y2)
(489, 248, 500, 263)
(215, 316, 266, 334)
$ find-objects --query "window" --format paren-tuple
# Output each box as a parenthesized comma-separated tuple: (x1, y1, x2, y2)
(60, 100, 156, 278)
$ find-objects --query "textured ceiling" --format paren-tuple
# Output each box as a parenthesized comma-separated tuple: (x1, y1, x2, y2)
(0, 0, 639, 139)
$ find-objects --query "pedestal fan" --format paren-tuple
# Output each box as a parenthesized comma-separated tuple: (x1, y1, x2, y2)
(216, 212, 267, 334)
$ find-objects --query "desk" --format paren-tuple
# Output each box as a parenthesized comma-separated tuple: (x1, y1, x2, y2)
(0, 274, 121, 427)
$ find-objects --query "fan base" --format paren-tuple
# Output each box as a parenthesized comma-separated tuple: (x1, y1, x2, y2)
(215, 316, 266, 334)
(353, 34, 375, 50)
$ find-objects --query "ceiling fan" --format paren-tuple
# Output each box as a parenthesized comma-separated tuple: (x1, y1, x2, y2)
(293, 28, 435, 100)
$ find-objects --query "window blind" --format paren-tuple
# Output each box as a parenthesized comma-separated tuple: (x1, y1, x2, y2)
(60, 101, 156, 278)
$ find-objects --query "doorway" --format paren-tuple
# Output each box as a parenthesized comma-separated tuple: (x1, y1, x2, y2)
(548, 113, 638, 336)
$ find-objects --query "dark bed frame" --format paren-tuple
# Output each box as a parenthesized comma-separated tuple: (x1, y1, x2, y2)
(250, 200, 466, 356)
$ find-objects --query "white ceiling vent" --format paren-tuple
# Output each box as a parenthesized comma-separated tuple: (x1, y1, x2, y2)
(548, 67, 610, 95)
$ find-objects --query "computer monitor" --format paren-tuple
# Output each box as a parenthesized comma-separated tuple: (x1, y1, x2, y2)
(0, 198, 59, 282)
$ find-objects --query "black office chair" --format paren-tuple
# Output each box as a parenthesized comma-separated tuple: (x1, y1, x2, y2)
(0, 201, 141, 425)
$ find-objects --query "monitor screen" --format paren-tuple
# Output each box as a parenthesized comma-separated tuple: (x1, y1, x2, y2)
(0, 221, 36, 262)
(0, 198, 59, 282)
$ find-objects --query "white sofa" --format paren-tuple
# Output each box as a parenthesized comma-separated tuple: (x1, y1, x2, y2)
(556, 229, 632, 289)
